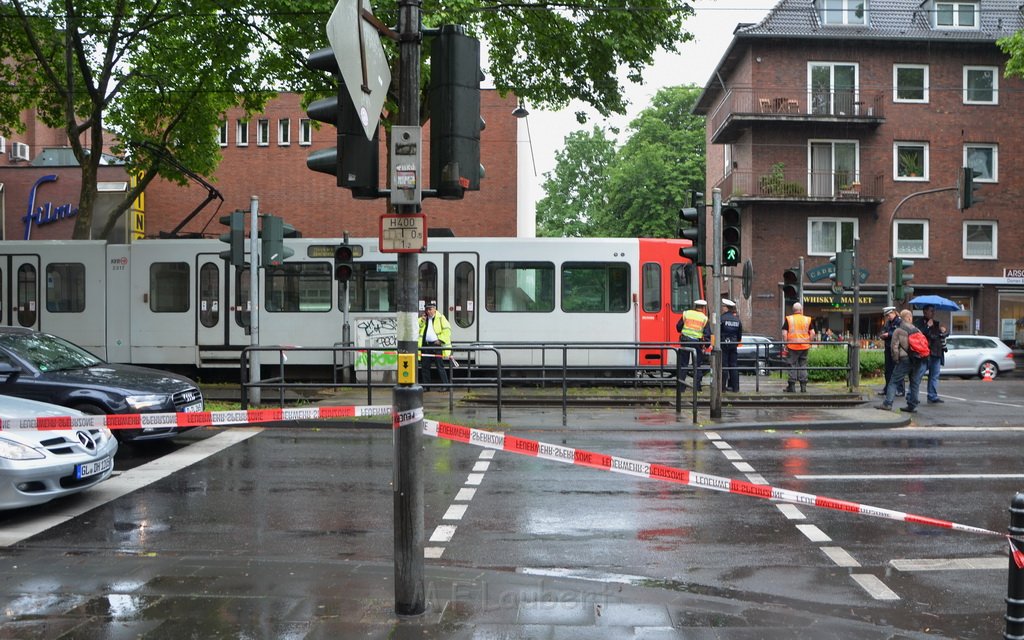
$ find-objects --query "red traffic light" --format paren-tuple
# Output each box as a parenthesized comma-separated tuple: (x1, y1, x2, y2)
(334, 245, 354, 282)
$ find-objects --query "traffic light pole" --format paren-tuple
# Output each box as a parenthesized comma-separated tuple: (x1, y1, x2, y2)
(248, 195, 261, 406)
(710, 189, 722, 419)
(393, 0, 426, 617)
(885, 185, 956, 306)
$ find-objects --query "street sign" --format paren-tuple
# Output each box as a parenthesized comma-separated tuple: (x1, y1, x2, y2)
(807, 264, 869, 283)
(379, 214, 426, 253)
(326, 0, 391, 141)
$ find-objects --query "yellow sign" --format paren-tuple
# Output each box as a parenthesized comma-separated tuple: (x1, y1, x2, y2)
(130, 173, 145, 239)
(397, 353, 416, 384)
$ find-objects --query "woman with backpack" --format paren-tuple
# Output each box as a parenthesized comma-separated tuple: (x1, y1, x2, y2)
(878, 309, 927, 413)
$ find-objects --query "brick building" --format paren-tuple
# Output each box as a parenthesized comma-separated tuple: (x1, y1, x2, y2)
(694, 0, 1024, 344)
(0, 89, 520, 242)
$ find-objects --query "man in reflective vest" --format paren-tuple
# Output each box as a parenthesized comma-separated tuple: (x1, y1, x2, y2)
(418, 302, 452, 390)
(782, 302, 816, 393)
(676, 299, 710, 392)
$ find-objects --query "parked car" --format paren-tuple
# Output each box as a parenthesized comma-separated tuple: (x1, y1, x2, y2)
(0, 328, 204, 442)
(940, 335, 1016, 379)
(735, 335, 786, 374)
(0, 395, 117, 509)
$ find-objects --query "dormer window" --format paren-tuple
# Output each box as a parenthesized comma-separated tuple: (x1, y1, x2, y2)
(821, 0, 867, 25)
(934, 1, 978, 28)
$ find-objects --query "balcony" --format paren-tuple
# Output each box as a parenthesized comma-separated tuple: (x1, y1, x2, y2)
(715, 168, 884, 206)
(708, 87, 885, 144)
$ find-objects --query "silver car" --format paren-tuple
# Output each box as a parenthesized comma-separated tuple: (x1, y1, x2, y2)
(940, 335, 1016, 379)
(0, 396, 117, 509)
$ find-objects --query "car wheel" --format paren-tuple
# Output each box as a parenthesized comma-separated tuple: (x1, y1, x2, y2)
(979, 361, 999, 379)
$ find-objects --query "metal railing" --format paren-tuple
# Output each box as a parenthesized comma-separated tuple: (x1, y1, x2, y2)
(708, 86, 885, 140)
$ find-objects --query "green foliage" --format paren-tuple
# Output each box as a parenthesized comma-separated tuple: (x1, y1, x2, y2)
(758, 162, 806, 197)
(807, 346, 883, 382)
(535, 127, 617, 237)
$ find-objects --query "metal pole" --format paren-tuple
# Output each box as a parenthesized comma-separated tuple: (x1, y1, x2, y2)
(851, 237, 861, 389)
(393, 0, 425, 617)
(710, 189, 722, 418)
(1005, 492, 1024, 639)
(248, 195, 261, 406)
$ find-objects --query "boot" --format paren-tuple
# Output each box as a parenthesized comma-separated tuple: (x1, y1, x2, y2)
(784, 381, 795, 393)
(800, 382, 807, 393)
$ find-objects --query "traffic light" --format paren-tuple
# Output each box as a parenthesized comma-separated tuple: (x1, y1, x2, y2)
(260, 215, 298, 267)
(679, 206, 705, 266)
(721, 205, 741, 267)
(429, 25, 485, 199)
(782, 267, 801, 306)
(958, 166, 983, 211)
(218, 210, 245, 267)
(894, 258, 915, 300)
(829, 250, 854, 290)
(305, 48, 380, 199)
(334, 244, 354, 283)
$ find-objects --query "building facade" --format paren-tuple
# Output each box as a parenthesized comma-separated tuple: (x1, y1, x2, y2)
(0, 90, 520, 242)
(694, 0, 1024, 345)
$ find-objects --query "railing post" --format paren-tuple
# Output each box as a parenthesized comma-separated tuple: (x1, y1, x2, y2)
(1006, 492, 1024, 639)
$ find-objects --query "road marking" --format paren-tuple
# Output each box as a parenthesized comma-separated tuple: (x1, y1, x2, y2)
(480, 450, 495, 460)
(472, 461, 491, 472)
(454, 488, 476, 501)
(796, 524, 831, 542)
(424, 547, 445, 558)
(722, 450, 742, 461)
(466, 473, 485, 485)
(443, 504, 468, 520)
(429, 524, 457, 543)
(776, 503, 806, 520)
(890, 557, 1005, 571)
(822, 546, 861, 567)
(746, 473, 768, 485)
(733, 461, 755, 473)
(797, 473, 1024, 480)
(704, 432, 722, 440)
(712, 441, 731, 450)
(851, 574, 900, 600)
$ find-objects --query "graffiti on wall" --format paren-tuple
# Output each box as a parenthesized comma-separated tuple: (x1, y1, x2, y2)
(353, 317, 398, 370)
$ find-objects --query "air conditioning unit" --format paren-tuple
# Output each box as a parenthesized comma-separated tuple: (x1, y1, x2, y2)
(10, 142, 29, 162)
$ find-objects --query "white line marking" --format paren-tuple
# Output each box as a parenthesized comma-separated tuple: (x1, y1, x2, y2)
(424, 547, 445, 558)
(704, 432, 721, 440)
(746, 473, 768, 485)
(851, 574, 900, 600)
(821, 546, 861, 567)
(0, 429, 262, 548)
(775, 503, 806, 520)
(443, 504, 468, 520)
(797, 474, 1024, 480)
(712, 441, 731, 450)
(429, 525, 457, 543)
(472, 461, 491, 472)
(733, 462, 755, 473)
(796, 524, 832, 542)
(466, 473, 484, 486)
(722, 450, 742, 461)
(454, 488, 476, 501)
(479, 450, 495, 460)
(890, 557, 1005, 571)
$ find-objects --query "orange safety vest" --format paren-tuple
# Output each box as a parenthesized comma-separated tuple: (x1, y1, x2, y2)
(680, 310, 708, 340)
(785, 314, 812, 350)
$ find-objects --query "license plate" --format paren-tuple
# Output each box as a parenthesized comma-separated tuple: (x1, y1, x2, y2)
(75, 456, 112, 480)
(182, 403, 203, 413)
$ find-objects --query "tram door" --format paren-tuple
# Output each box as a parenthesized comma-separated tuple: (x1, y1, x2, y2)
(637, 239, 694, 368)
(4, 255, 41, 332)
(446, 253, 479, 346)
(196, 255, 228, 347)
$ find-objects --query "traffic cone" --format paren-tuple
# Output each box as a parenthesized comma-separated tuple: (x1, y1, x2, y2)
(982, 368, 994, 382)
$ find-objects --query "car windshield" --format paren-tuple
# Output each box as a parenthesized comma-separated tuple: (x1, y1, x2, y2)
(0, 333, 102, 372)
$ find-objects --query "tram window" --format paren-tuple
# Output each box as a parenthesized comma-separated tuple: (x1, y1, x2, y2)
(265, 263, 332, 312)
(485, 262, 554, 312)
(642, 263, 661, 313)
(46, 263, 85, 313)
(149, 262, 190, 313)
(418, 262, 438, 308)
(453, 261, 475, 328)
(16, 264, 37, 327)
(199, 263, 219, 328)
(670, 263, 698, 313)
(561, 262, 630, 313)
(235, 268, 251, 328)
(342, 263, 398, 313)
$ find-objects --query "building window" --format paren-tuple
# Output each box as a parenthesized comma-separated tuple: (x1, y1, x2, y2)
(808, 62, 858, 116)
(808, 218, 857, 255)
(236, 120, 249, 146)
(821, 0, 866, 24)
(964, 66, 997, 104)
(894, 142, 928, 181)
(935, 1, 978, 27)
(964, 144, 997, 182)
(256, 119, 270, 146)
(278, 118, 290, 145)
(218, 121, 228, 147)
(963, 221, 996, 259)
(894, 64, 928, 102)
(808, 140, 858, 197)
(299, 118, 312, 145)
(895, 220, 928, 257)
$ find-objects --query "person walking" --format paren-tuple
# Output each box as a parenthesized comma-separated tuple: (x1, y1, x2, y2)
(878, 306, 905, 398)
(782, 302, 815, 393)
(676, 299, 710, 392)
(418, 302, 452, 390)
(914, 304, 948, 404)
(720, 298, 742, 392)
(879, 309, 926, 412)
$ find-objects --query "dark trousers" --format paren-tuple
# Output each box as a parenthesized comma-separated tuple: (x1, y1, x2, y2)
(722, 344, 739, 391)
(679, 337, 704, 390)
(883, 341, 904, 393)
(419, 344, 449, 387)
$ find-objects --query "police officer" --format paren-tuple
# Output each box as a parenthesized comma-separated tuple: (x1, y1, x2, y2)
(720, 298, 743, 392)
(676, 299, 710, 392)
(878, 306, 905, 398)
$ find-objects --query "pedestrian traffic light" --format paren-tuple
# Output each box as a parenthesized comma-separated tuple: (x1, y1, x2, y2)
(218, 210, 245, 267)
(429, 25, 485, 199)
(894, 258, 915, 300)
(260, 214, 297, 267)
(958, 166, 983, 211)
(334, 244, 354, 283)
(721, 205, 741, 267)
(829, 250, 854, 290)
(782, 267, 801, 305)
(305, 48, 380, 199)
(679, 206, 705, 266)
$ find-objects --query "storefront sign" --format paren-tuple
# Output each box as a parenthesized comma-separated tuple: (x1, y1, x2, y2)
(23, 175, 78, 239)
(806, 264, 869, 283)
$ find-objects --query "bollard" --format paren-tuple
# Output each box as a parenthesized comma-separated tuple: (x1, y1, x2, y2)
(1005, 492, 1024, 639)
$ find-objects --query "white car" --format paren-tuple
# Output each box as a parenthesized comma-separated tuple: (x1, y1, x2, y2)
(0, 396, 117, 510)
(940, 335, 1016, 379)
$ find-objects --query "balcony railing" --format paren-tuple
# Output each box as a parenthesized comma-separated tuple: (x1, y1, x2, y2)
(708, 87, 885, 143)
(716, 169, 884, 203)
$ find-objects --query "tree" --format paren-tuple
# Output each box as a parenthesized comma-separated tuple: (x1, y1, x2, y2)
(535, 126, 617, 237)
(0, 1, 694, 239)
